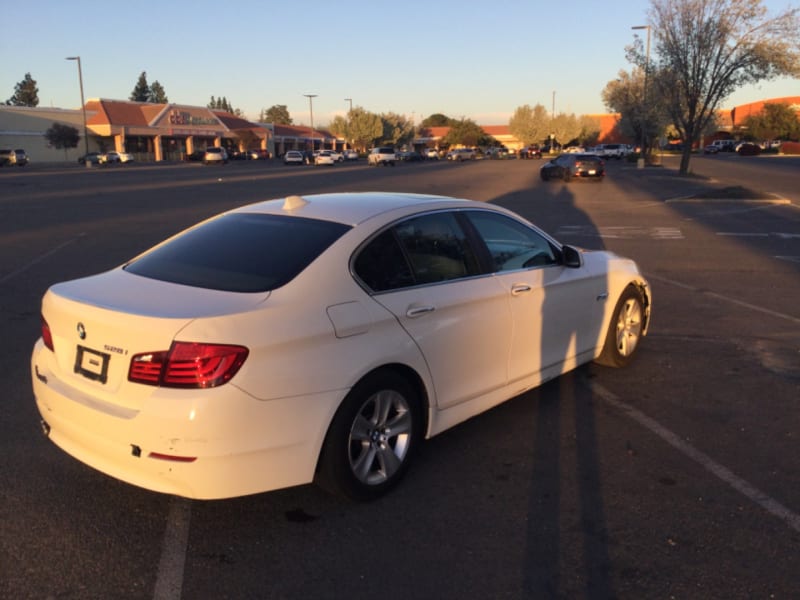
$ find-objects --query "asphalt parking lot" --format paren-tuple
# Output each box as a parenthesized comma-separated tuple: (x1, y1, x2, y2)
(2, 155, 799, 599)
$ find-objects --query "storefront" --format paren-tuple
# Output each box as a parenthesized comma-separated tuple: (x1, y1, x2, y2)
(0, 99, 270, 163)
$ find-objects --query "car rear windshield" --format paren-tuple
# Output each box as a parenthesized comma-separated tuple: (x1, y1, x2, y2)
(124, 213, 351, 293)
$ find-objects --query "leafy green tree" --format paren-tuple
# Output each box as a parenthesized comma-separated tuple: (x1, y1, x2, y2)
(348, 107, 383, 150)
(150, 81, 168, 103)
(549, 113, 583, 148)
(602, 68, 669, 155)
(508, 104, 550, 146)
(328, 115, 348, 139)
(742, 102, 800, 141)
(442, 118, 487, 147)
(381, 112, 415, 146)
(421, 113, 455, 127)
(259, 104, 293, 124)
(578, 115, 602, 147)
(643, 0, 800, 173)
(130, 72, 151, 102)
(6, 72, 39, 106)
(44, 122, 80, 158)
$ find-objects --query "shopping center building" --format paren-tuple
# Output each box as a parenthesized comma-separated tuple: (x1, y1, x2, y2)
(2, 96, 798, 164)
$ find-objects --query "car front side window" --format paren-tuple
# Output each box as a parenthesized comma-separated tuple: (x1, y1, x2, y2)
(465, 211, 558, 272)
(353, 211, 480, 292)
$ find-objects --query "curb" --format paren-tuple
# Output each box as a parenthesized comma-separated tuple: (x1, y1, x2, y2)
(665, 196, 791, 204)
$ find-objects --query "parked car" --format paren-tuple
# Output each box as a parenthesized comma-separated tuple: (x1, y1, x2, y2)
(368, 147, 396, 166)
(203, 147, 228, 165)
(519, 146, 543, 159)
(424, 148, 441, 160)
(343, 149, 359, 161)
(101, 151, 121, 164)
(184, 150, 205, 162)
(32, 191, 650, 501)
(117, 151, 135, 163)
(703, 144, 720, 154)
(283, 150, 304, 165)
(0, 148, 28, 166)
(398, 151, 423, 162)
(710, 139, 736, 152)
(326, 149, 344, 162)
(540, 153, 605, 182)
(737, 142, 762, 156)
(592, 144, 628, 159)
(486, 146, 512, 159)
(446, 148, 476, 161)
(314, 150, 336, 165)
(77, 152, 103, 165)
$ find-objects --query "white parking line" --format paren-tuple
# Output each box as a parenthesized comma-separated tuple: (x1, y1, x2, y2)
(647, 273, 800, 325)
(587, 379, 800, 534)
(0, 234, 86, 284)
(152, 497, 192, 600)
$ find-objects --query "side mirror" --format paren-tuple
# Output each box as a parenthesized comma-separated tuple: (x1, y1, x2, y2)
(562, 245, 583, 268)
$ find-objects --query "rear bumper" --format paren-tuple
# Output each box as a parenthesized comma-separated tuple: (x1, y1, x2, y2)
(32, 340, 343, 499)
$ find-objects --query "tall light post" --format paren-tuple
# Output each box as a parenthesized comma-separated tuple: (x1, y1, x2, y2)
(631, 25, 651, 168)
(66, 56, 89, 157)
(303, 93, 317, 151)
(344, 98, 352, 113)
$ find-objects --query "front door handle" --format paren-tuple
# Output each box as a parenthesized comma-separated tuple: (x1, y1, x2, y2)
(406, 305, 435, 317)
(511, 284, 532, 296)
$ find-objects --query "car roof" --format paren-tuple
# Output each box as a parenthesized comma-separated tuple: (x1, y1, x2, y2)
(229, 192, 497, 227)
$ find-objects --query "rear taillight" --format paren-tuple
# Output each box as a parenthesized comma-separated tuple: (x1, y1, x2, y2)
(41, 316, 54, 351)
(129, 342, 248, 388)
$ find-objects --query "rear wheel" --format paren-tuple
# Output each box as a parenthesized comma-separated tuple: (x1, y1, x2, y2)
(316, 370, 421, 501)
(595, 285, 645, 367)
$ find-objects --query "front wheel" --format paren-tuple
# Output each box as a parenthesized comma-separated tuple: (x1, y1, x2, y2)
(316, 370, 421, 501)
(595, 285, 645, 367)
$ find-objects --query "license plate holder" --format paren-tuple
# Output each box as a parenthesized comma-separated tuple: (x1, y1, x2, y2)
(74, 345, 110, 384)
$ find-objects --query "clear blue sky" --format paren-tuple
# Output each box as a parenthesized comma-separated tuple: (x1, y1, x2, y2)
(3, 0, 797, 126)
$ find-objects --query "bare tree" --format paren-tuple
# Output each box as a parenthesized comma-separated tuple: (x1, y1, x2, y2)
(644, 0, 800, 173)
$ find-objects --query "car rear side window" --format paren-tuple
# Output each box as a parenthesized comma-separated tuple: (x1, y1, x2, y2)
(124, 213, 351, 292)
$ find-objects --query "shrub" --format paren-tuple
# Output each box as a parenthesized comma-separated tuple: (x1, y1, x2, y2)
(779, 141, 800, 155)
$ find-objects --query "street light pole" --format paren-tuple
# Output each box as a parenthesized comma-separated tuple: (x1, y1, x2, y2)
(66, 56, 89, 157)
(303, 94, 317, 151)
(631, 25, 651, 168)
(344, 98, 352, 113)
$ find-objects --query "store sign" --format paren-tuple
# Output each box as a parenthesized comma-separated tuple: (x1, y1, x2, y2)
(168, 109, 219, 127)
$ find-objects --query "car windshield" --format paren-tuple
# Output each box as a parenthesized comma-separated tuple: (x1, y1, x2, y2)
(124, 213, 351, 293)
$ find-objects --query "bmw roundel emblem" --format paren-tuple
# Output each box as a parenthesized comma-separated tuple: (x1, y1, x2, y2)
(77, 322, 86, 340)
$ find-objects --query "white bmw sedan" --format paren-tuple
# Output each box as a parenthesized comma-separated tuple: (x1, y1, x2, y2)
(32, 193, 650, 501)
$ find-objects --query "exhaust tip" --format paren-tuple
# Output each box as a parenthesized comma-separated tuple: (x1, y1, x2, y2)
(40, 419, 51, 437)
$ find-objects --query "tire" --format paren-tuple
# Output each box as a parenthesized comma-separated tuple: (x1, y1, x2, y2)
(316, 370, 422, 501)
(595, 285, 645, 368)
(541, 171, 549, 181)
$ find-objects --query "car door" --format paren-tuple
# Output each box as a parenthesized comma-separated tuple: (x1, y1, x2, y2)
(353, 211, 513, 410)
(464, 210, 606, 383)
